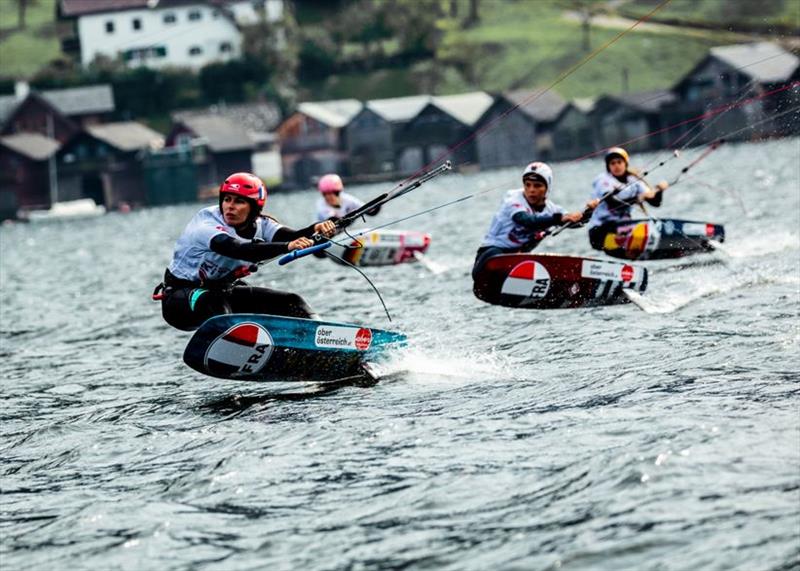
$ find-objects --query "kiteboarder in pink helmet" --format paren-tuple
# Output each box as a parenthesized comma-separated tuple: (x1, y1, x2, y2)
(315, 173, 381, 222)
(157, 172, 336, 331)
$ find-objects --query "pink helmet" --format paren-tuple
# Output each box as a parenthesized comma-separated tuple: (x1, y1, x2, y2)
(318, 173, 344, 194)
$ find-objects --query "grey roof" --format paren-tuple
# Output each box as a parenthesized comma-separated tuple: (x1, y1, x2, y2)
(504, 89, 567, 123)
(0, 133, 61, 160)
(173, 101, 281, 134)
(610, 89, 676, 113)
(0, 97, 18, 125)
(365, 95, 432, 123)
(42, 85, 115, 116)
(297, 99, 363, 128)
(710, 42, 799, 83)
(0, 84, 114, 126)
(572, 97, 596, 113)
(86, 121, 164, 151)
(431, 91, 494, 126)
(175, 115, 254, 152)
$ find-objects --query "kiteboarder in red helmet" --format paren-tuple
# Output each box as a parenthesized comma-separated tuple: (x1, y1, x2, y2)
(587, 147, 668, 251)
(158, 172, 336, 331)
(472, 161, 598, 280)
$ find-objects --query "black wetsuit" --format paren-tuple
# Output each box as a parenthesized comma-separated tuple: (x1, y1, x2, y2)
(160, 218, 320, 331)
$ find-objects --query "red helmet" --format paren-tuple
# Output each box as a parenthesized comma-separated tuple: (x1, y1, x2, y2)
(318, 173, 344, 194)
(219, 172, 266, 208)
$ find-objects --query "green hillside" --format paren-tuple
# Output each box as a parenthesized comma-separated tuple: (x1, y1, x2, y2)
(618, 0, 799, 32)
(296, 0, 758, 101)
(431, 1, 731, 99)
(0, 0, 60, 79)
(0, 0, 787, 104)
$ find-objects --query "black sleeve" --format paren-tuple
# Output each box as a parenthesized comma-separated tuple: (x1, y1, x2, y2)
(512, 211, 563, 232)
(273, 223, 318, 241)
(645, 191, 663, 207)
(605, 195, 632, 210)
(210, 234, 290, 263)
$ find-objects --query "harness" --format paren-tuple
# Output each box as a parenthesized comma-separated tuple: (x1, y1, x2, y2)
(151, 265, 256, 301)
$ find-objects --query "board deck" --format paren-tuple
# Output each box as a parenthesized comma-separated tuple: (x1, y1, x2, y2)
(327, 229, 431, 266)
(599, 219, 725, 260)
(473, 253, 647, 309)
(183, 314, 407, 382)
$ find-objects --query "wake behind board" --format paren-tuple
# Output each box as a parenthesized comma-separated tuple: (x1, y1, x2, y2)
(473, 253, 647, 309)
(600, 219, 725, 260)
(183, 314, 407, 382)
(327, 229, 431, 267)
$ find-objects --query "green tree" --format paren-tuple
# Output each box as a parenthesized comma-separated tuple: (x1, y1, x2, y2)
(377, 0, 443, 57)
(12, 0, 38, 30)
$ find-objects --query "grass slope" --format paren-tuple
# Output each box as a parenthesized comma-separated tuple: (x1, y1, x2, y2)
(0, 0, 60, 79)
(435, 1, 737, 98)
(618, 0, 800, 32)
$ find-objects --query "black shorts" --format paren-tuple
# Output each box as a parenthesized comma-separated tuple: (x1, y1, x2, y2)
(161, 284, 316, 331)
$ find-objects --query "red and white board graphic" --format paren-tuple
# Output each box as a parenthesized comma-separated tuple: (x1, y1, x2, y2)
(500, 260, 551, 298)
(314, 325, 373, 351)
(204, 322, 274, 377)
(581, 260, 641, 283)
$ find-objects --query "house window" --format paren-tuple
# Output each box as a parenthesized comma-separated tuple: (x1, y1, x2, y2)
(219, 42, 232, 53)
(132, 18, 142, 31)
(163, 13, 176, 24)
(123, 46, 168, 61)
(188, 10, 202, 21)
(105, 21, 115, 33)
(176, 133, 193, 147)
(189, 46, 203, 56)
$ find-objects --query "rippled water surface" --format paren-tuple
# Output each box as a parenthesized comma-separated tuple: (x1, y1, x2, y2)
(2, 138, 799, 570)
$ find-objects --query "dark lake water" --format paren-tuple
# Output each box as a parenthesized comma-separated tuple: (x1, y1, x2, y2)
(2, 138, 799, 570)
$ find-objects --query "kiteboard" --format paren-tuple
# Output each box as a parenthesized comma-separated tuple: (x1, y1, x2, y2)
(326, 229, 431, 267)
(183, 314, 407, 382)
(598, 218, 725, 260)
(473, 253, 647, 309)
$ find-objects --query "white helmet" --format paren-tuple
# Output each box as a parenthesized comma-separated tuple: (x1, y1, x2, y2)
(522, 161, 553, 193)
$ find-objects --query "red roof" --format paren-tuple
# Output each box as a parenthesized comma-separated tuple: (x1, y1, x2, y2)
(60, 0, 150, 17)
(60, 0, 243, 17)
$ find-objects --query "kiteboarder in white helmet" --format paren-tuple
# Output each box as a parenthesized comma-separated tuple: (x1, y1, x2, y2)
(472, 161, 599, 279)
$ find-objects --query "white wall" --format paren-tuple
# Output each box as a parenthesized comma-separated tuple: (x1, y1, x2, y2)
(228, 0, 283, 25)
(252, 149, 282, 183)
(76, 1, 283, 70)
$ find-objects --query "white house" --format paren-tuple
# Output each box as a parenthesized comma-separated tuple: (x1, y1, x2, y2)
(58, 0, 283, 70)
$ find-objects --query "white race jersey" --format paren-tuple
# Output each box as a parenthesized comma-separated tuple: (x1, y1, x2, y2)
(168, 206, 282, 283)
(315, 192, 365, 222)
(588, 172, 649, 228)
(480, 189, 566, 249)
